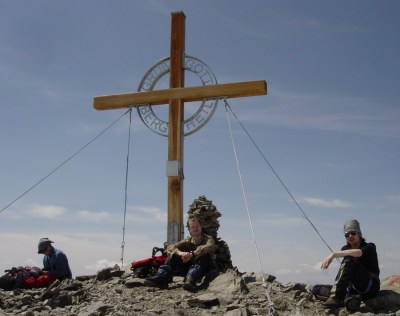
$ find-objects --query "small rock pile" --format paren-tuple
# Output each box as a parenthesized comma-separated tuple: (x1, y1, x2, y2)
(1, 267, 399, 316)
(187, 196, 233, 272)
(187, 195, 221, 238)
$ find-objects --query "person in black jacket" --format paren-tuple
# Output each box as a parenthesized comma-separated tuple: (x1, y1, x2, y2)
(321, 219, 380, 311)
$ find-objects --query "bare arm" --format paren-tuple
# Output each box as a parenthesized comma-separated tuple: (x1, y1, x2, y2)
(166, 239, 195, 263)
(321, 248, 362, 269)
(166, 239, 188, 256)
(167, 235, 215, 263)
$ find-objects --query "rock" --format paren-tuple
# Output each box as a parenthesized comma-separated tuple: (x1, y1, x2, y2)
(187, 293, 219, 308)
(242, 271, 276, 284)
(187, 196, 234, 272)
(381, 275, 400, 292)
(95, 268, 112, 281)
(2, 272, 399, 315)
(77, 301, 111, 316)
(75, 275, 95, 282)
(187, 195, 221, 238)
(208, 269, 248, 296)
(48, 291, 72, 308)
(124, 277, 146, 288)
(364, 290, 400, 312)
(224, 308, 251, 316)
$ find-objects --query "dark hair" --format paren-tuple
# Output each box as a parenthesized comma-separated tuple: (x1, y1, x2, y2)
(346, 236, 366, 247)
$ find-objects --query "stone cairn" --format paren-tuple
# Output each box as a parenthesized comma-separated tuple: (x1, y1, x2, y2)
(187, 195, 233, 272)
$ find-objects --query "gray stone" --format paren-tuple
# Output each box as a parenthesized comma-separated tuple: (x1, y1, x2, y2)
(364, 289, 400, 311)
(1, 264, 399, 315)
(124, 277, 145, 288)
(95, 268, 111, 281)
(224, 307, 251, 316)
(208, 270, 248, 295)
(187, 293, 219, 308)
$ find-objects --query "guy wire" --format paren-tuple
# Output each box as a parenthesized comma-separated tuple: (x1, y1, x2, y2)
(121, 108, 133, 266)
(0, 109, 131, 215)
(225, 102, 265, 276)
(223, 99, 335, 254)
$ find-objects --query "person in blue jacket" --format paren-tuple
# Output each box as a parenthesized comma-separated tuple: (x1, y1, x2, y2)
(34, 238, 72, 286)
(17, 238, 72, 289)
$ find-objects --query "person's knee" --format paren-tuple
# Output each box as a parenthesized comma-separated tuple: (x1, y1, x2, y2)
(157, 264, 172, 276)
(187, 264, 204, 280)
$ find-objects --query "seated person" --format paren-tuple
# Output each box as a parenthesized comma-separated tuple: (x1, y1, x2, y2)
(23, 238, 72, 288)
(321, 219, 380, 312)
(145, 217, 216, 290)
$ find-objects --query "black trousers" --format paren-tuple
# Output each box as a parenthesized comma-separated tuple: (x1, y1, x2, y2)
(331, 256, 380, 300)
(166, 253, 215, 280)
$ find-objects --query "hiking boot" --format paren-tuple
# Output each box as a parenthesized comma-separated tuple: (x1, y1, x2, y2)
(143, 276, 171, 289)
(307, 284, 332, 299)
(344, 294, 361, 312)
(322, 296, 344, 308)
(183, 276, 196, 291)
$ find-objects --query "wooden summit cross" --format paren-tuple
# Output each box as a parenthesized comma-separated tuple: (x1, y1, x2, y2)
(93, 12, 267, 245)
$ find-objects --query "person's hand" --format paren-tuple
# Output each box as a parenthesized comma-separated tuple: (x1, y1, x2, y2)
(179, 251, 193, 263)
(321, 253, 334, 269)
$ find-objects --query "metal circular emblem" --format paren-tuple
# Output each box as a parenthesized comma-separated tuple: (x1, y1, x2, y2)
(137, 55, 218, 137)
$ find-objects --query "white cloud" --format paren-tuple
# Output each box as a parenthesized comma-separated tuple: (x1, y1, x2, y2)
(299, 197, 351, 208)
(384, 195, 400, 204)
(127, 205, 166, 222)
(257, 213, 306, 227)
(223, 213, 305, 230)
(0, 233, 46, 270)
(77, 210, 111, 221)
(242, 90, 400, 139)
(84, 259, 121, 272)
(25, 203, 66, 219)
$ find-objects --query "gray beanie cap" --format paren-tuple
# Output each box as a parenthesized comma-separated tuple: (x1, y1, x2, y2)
(343, 219, 361, 234)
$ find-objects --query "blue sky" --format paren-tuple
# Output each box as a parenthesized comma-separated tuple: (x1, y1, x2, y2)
(0, 1, 399, 285)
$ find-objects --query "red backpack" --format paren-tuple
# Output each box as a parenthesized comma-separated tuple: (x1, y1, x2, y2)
(0, 266, 41, 290)
(131, 246, 167, 278)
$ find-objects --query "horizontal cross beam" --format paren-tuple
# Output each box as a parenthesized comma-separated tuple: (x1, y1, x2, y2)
(93, 80, 267, 110)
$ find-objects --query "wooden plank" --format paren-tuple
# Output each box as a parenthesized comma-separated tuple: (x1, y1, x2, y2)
(93, 80, 267, 110)
(168, 11, 185, 244)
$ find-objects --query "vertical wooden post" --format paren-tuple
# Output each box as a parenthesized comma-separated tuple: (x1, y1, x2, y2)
(167, 12, 185, 244)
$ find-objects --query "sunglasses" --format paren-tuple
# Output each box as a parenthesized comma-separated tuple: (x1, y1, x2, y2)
(345, 231, 358, 238)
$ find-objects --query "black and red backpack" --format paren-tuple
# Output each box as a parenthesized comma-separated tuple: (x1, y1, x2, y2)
(131, 246, 168, 278)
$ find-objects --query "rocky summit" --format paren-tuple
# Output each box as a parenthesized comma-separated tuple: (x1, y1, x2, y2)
(1, 267, 400, 316)
(2, 197, 400, 315)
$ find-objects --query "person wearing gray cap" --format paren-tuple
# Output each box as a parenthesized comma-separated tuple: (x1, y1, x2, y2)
(32, 238, 72, 287)
(320, 219, 380, 312)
